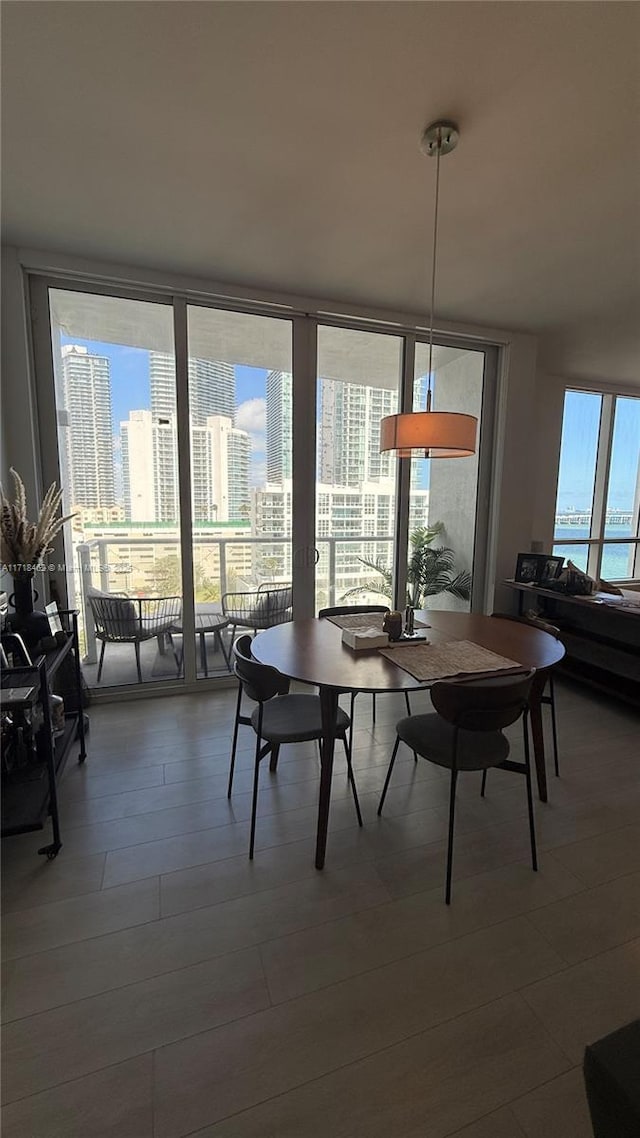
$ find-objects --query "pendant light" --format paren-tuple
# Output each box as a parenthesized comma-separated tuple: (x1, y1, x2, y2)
(380, 120, 477, 458)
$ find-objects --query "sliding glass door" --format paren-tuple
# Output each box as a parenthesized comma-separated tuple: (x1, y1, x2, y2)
(185, 306, 293, 677)
(31, 278, 496, 693)
(45, 288, 182, 688)
(406, 342, 486, 612)
(314, 325, 403, 611)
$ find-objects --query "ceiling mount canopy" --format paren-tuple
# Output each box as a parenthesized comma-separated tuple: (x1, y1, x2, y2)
(380, 119, 478, 459)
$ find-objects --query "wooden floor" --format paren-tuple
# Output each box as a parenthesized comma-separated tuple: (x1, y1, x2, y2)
(2, 678, 639, 1137)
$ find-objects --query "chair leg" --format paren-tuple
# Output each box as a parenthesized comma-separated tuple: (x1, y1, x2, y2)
(404, 691, 417, 762)
(372, 692, 376, 724)
(247, 705, 261, 855)
(248, 734, 262, 860)
(548, 673, 560, 777)
(166, 632, 181, 675)
(227, 683, 243, 798)
(348, 691, 356, 766)
(134, 640, 143, 684)
(342, 735, 362, 827)
(269, 744, 280, 772)
(97, 640, 106, 683)
(480, 770, 487, 797)
(445, 768, 458, 905)
(377, 736, 401, 815)
(523, 712, 538, 872)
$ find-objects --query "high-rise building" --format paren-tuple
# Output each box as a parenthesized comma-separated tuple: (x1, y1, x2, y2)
(149, 352, 235, 423)
(266, 371, 292, 482)
(60, 345, 115, 508)
(121, 411, 155, 522)
(203, 415, 251, 522)
(121, 409, 250, 525)
(121, 409, 178, 523)
(318, 379, 397, 486)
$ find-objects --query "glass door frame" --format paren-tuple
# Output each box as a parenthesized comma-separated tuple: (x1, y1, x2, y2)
(28, 271, 501, 695)
(310, 316, 499, 615)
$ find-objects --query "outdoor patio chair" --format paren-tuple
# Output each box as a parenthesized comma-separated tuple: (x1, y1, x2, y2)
(87, 586, 181, 684)
(222, 583, 293, 643)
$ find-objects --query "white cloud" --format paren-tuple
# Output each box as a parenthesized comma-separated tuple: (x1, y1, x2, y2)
(236, 398, 266, 437)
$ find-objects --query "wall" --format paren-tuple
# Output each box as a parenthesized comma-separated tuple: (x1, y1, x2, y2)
(530, 371, 566, 552)
(1, 248, 40, 499)
(489, 336, 539, 613)
(1, 247, 42, 593)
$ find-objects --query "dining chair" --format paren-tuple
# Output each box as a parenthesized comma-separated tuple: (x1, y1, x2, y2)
(319, 605, 416, 761)
(229, 634, 362, 859)
(491, 611, 561, 776)
(377, 670, 537, 903)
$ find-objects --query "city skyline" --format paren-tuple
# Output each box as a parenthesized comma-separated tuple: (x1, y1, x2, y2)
(58, 337, 640, 526)
(58, 339, 412, 518)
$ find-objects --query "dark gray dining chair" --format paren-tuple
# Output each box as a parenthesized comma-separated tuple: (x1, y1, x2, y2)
(228, 634, 362, 859)
(319, 605, 416, 761)
(491, 612, 561, 776)
(377, 670, 537, 903)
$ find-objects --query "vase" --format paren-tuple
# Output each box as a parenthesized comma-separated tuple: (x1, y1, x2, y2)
(8, 570, 50, 651)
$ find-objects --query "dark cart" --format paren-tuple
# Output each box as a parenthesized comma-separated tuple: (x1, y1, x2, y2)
(1, 611, 87, 859)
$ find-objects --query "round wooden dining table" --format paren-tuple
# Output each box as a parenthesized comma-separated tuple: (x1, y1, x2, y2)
(251, 611, 564, 869)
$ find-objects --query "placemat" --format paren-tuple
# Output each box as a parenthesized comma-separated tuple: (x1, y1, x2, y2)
(325, 613, 428, 631)
(379, 639, 523, 682)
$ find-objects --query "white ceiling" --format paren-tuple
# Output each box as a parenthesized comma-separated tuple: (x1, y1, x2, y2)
(2, 1, 639, 385)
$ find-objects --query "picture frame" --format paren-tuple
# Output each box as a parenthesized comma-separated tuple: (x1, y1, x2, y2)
(45, 601, 63, 635)
(514, 553, 564, 585)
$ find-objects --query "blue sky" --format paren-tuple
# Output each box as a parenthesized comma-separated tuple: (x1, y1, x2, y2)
(61, 338, 261, 425)
(556, 390, 640, 512)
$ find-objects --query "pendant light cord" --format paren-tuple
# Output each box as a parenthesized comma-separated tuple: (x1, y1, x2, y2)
(426, 131, 442, 411)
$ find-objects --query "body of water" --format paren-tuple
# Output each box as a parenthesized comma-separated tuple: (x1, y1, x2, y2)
(553, 525, 636, 581)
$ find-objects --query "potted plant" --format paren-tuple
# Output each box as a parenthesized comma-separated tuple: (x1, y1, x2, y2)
(342, 522, 471, 608)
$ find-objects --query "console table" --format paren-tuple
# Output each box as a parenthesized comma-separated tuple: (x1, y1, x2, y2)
(504, 581, 640, 705)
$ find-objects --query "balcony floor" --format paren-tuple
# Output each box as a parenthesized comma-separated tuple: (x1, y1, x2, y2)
(82, 632, 233, 689)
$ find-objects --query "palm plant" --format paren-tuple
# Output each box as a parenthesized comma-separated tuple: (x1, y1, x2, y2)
(342, 523, 471, 608)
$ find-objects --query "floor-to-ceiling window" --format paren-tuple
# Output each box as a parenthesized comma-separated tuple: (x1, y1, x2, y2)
(405, 343, 488, 613)
(553, 389, 640, 580)
(31, 276, 498, 693)
(186, 306, 293, 677)
(44, 287, 182, 688)
(314, 325, 403, 611)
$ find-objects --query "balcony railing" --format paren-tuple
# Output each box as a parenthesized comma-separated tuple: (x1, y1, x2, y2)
(74, 534, 393, 664)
